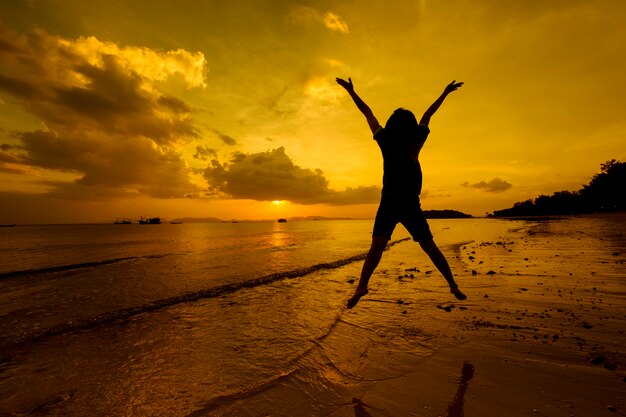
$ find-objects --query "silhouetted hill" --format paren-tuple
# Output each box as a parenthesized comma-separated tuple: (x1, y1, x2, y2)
(423, 210, 472, 219)
(493, 159, 625, 217)
(287, 216, 353, 221)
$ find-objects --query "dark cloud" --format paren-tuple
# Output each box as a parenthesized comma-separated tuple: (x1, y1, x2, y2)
(0, 164, 31, 175)
(204, 147, 328, 201)
(0, 27, 204, 199)
(420, 190, 451, 199)
(193, 145, 217, 161)
(461, 178, 512, 193)
(10, 130, 195, 198)
(0, 73, 38, 98)
(0, 37, 22, 54)
(211, 129, 237, 146)
(1, 144, 16, 151)
(157, 95, 191, 114)
(48, 55, 199, 143)
(203, 147, 379, 205)
(0, 148, 24, 163)
(19, 130, 88, 172)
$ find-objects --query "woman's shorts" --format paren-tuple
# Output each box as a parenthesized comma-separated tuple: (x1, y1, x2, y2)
(372, 195, 433, 242)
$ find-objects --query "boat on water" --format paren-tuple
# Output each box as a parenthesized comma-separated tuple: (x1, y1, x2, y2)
(277, 218, 287, 223)
(139, 216, 161, 224)
(170, 221, 182, 224)
(114, 218, 132, 224)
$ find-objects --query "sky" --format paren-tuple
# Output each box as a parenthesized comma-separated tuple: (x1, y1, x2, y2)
(1, 0, 625, 223)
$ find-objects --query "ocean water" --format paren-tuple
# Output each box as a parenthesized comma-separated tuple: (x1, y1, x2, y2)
(0, 219, 511, 347)
(3, 217, 622, 416)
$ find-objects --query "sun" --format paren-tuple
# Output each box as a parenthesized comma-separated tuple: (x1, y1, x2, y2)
(272, 200, 285, 206)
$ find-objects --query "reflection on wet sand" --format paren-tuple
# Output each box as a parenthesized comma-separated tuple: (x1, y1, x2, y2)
(447, 361, 474, 417)
(352, 397, 373, 417)
(352, 361, 475, 416)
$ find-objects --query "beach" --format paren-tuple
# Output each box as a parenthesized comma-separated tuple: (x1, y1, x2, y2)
(0, 215, 625, 416)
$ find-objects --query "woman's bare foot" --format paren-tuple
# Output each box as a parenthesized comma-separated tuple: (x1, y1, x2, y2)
(347, 288, 369, 309)
(450, 285, 467, 300)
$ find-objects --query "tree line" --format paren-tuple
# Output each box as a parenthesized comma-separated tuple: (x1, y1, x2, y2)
(493, 159, 625, 217)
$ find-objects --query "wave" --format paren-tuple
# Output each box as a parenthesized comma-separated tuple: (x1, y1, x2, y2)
(0, 238, 410, 349)
(0, 254, 171, 280)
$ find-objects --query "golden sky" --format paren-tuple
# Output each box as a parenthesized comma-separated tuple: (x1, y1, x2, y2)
(1, 0, 625, 223)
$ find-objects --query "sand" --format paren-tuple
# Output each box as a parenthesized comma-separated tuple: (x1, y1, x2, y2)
(323, 216, 626, 417)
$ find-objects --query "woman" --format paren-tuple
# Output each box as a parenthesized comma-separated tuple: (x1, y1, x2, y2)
(336, 77, 467, 309)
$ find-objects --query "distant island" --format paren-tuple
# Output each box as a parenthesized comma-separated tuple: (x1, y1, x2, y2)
(423, 210, 472, 219)
(287, 216, 353, 221)
(493, 159, 625, 217)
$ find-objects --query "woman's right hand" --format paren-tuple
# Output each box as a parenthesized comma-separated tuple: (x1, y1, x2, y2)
(336, 77, 354, 92)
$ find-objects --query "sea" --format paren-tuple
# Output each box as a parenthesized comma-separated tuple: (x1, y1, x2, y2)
(0, 219, 504, 347)
(1, 216, 624, 416)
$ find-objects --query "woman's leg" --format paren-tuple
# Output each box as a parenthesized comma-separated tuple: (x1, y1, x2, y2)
(347, 236, 389, 308)
(419, 238, 467, 300)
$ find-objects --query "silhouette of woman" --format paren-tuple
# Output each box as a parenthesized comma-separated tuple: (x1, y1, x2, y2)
(336, 77, 466, 308)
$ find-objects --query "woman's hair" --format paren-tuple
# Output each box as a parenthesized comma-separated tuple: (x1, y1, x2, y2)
(385, 108, 419, 142)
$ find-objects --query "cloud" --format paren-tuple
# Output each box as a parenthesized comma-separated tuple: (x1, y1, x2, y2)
(287, 5, 349, 34)
(420, 190, 451, 199)
(13, 130, 197, 198)
(203, 147, 378, 205)
(0, 147, 24, 163)
(0, 26, 207, 199)
(193, 145, 217, 161)
(325, 58, 346, 68)
(461, 178, 513, 193)
(0, 163, 33, 175)
(56, 32, 207, 88)
(1, 143, 16, 151)
(323, 12, 350, 34)
(211, 129, 237, 146)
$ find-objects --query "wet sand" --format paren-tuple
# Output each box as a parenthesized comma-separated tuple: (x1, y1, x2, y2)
(1, 215, 625, 416)
(225, 215, 626, 417)
(327, 214, 626, 417)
